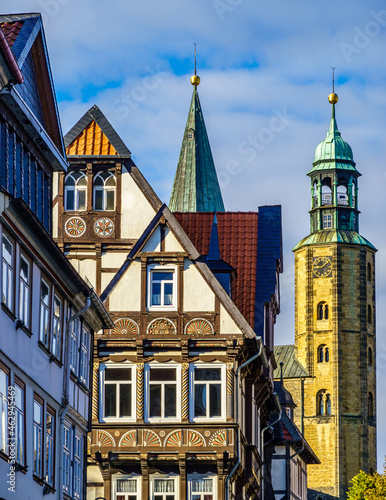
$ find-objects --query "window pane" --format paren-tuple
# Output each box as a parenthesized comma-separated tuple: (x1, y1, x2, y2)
(94, 175, 103, 186)
(106, 175, 116, 187)
(154, 479, 174, 492)
(149, 384, 161, 417)
(105, 368, 132, 381)
(65, 174, 75, 186)
(151, 282, 161, 305)
(192, 478, 213, 492)
(34, 401, 42, 424)
(119, 384, 132, 417)
(77, 189, 86, 210)
(152, 272, 173, 281)
(20, 257, 29, 282)
(209, 384, 221, 417)
(194, 385, 206, 417)
(94, 189, 103, 209)
(65, 189, 74, 210)
(117, 479, 137, 492)
(165, 384, 176, 417)
(164, 283, 173, 305)
(195, 368, 221, 381)
(106, 190, 115, 210)
(105, 384, 116, 417)
(77, 174, 87, 186)
(150, 368, 176, 381)
(41, 281, 49, 304)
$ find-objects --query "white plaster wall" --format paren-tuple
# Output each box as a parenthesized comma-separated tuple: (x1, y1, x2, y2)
(101, 272, 116, 295)
(71, 259, 97, 289)
(183, 260, 215, 311)
(120, 167, 157, 239)
(220, 304, 242, 334)
(108, 260, 141, 312)
(101, 252, 127, 268)
(164, 227, 184, 252)
(142, 226, 161, 252)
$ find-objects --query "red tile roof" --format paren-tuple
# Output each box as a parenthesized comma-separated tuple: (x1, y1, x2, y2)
(174, 212, 258, 328)
(0, 22, 23, 48)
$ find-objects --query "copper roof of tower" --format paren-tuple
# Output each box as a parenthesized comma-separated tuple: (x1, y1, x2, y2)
(169, 87, 225, 212)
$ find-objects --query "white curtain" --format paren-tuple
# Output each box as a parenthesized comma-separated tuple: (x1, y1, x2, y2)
(192, 478, 213, 492)
(154, 478, 175, 492)
(117, 479, 137, 493)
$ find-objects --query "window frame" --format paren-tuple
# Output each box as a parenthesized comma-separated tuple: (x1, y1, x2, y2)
(33, 395, 44, 478)
(62, 421, 72, 495)
(100, 363, 136, 423)
(79, 324, 91, 386)
(14, 377, 25, 466)
(322, 214, 332, 229)
(39, 277, 51, 348)
(64, 171, 87, 212)
(18, 253, 31, 329)
(73, 429, 83, 500)
(112, 473, 142, 500)
(150, 474, 179, 500)
(2, 232, 15, 312)
(147, 264, 177, 311)
(0, 362, 9, 455)
(70, 316, 81, 375)
(45, 406, 55, 487)
(145, 363, 181, 423)
(188, 473, 217, 500)
(190, 363, 226, 423)
(51, 293, 63, 360)
(93, 171, 116, 211)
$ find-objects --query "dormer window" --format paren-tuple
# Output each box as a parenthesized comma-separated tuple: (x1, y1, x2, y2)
(64, 172, 87, 211)
(147, 264, 176, 310)
(93, 171, 116, 211)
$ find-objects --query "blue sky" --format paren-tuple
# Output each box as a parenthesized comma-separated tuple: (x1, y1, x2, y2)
(8, 0, 386, 471)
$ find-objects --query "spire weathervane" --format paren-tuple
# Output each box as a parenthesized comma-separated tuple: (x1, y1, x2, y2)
(328, 66, 338, 104)
(191, 43, 200, 87)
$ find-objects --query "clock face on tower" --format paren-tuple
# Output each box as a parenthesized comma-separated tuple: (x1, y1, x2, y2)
(312, 256, 332, 278)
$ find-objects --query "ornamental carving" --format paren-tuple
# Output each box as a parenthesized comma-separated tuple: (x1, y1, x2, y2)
(209, 429, 227, 446)
(143, 429, 161, 447)
(185, 318, 214, 335)
(94, 217, 114, 237)
(119, 430, 137, 447)
(147, 318, 176, 335)
(97, 430, 115, 447)
(188, 430, 205, 447)
(110, 318, 139, 335)
(65, 217, 86, 237)
(165, 430, 182, 447)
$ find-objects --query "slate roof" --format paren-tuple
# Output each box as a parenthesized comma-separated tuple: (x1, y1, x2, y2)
(65, 105, 131, 158)
(169, 87, 224, 212)
(272, 412, 319, 464)
(273, 345, 309, 379)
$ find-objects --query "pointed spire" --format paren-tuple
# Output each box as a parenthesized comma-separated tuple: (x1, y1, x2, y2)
(207, 213, 221, 261)
(169, 64, 225, 212)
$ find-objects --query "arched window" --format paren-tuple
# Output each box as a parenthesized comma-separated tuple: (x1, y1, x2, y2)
(325, 347, 330, 362)
(313, 180, 318, 208)
(325, 394, 331, 415)
(318, 345, 324, 363)
(321, 178, 332, 206)
(317, 302, 329, 320)
(367, 305, 372, 325)
(368, 347, 373, 367)
(64, 171, 87, 211)
(337, 182, 348, 206)
(368, 392, 374, 417)
(367, 263, 372, 282)
(316, 391, 324, 415)
(93, 171, 116, 211)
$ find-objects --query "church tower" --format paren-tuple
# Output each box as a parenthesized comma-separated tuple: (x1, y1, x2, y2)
(293, 92, 376, 499)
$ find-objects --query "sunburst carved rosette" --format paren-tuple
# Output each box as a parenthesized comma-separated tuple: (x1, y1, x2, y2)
(209, 429, 227, 446)
(97, 430, 115, 447)
(110, 318, 139, 335)
(94, 217, 114, 237)
(185, 318, 214, 335)
(119, 430, 137, 447)
(143, 430, 161, 447)
(188, 430, 205, 447)
(147, 318, 176, 335)
(65, 217, 86, 237)
(165, 430, 182, 447)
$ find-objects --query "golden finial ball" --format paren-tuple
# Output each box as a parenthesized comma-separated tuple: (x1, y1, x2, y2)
(328, 93, 339, 104)
(191, 75, 200, 86)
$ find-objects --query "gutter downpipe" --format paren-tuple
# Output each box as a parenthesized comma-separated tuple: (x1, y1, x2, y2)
(261, 396, 282, 500)
(225, 339, 263, 500)
(58, 297, 91, 500)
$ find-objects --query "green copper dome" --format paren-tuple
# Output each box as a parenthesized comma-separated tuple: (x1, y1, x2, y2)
(314, 103, 353, 164)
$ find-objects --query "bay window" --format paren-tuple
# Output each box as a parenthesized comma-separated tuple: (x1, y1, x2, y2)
(146, 365, 180, 421)
(191, 364, 225, 421)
